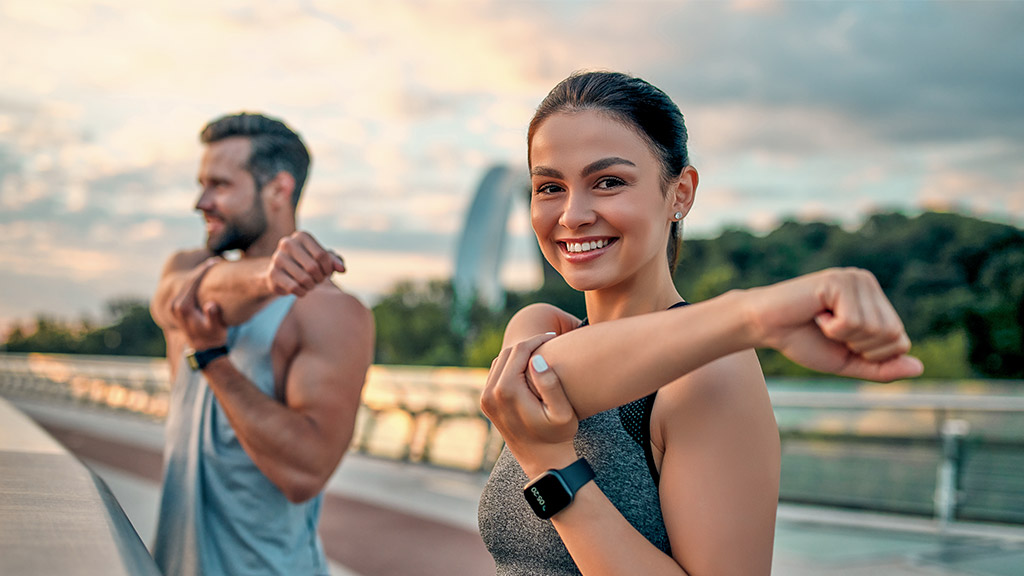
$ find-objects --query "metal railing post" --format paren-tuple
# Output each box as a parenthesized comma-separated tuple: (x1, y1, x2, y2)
(934, 418, 970, 526)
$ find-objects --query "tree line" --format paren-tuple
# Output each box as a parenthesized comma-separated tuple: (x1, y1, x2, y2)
(4, 211, 1022, 380)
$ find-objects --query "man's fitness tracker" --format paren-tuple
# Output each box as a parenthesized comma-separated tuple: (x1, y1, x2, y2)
(523, 458, 595, 520)
(186, 345, 229, 371)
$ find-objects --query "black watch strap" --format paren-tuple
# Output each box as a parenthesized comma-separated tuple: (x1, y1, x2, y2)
(559, 458, 595, 493)
(523, 457, 595, 520)
(187, 345, 229, 371)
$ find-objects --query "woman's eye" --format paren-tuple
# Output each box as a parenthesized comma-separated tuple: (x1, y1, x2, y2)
(595, 177, 626, 189)
(534, 183, 563, 195)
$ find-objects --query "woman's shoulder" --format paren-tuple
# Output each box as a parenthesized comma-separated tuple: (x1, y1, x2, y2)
(655, 348, 770, 409)
(649, 348, 778, 487)
(502, 303, 581, 347)
(652, 349, 770, 433)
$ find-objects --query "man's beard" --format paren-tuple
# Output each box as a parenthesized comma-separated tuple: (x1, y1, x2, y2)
(206, 199, 268, 255)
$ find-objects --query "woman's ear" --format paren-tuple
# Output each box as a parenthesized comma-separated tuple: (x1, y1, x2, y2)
(671, 166, 698, 220)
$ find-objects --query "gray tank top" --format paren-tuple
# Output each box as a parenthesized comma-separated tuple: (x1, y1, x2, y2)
(153, 295, 329, 576)
(479, 305, 688, 575)
(478, 399, 671, 575)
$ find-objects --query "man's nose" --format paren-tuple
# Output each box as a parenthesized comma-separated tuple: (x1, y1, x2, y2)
(195, 188, 213, 212)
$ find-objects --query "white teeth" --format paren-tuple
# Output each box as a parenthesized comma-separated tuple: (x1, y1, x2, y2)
(565, 239, 608, 253)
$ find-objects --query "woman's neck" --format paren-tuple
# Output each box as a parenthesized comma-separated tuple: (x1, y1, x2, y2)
(583, 266, 683, 324)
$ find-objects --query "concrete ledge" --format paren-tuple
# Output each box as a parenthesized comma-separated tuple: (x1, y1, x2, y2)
(0, 397, 160, 575)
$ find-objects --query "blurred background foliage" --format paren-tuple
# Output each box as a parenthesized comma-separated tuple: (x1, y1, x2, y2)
(4, 211, 1022, 380)
(3, 298, 165, 358)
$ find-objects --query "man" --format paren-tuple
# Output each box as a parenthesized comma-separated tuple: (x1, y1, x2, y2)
(150, 112, 374, 575)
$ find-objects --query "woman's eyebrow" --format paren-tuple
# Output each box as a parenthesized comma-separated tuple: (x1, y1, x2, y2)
(532, 157, 637, 179)
(531, 166, 563, 178)
(582, 157, 636, 177)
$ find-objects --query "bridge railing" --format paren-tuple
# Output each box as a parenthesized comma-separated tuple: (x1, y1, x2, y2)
(2, 353, 1022, 525)
(0, 352, 169, 418)
(770, 386, 1024, 526)
(0, 396, 161, 575)
(0, 353, 500, 469)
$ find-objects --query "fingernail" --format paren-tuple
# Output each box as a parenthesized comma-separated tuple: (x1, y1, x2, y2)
(531, 355, 549, 373)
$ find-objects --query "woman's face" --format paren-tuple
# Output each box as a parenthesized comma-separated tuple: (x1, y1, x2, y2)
(529, 109, 676, 293)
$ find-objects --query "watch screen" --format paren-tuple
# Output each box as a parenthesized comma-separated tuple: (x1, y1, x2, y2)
(524, 473, 573, 520)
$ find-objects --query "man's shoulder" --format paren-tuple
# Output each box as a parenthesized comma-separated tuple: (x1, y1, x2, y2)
(291, 283, 373, 331)
(283, 284, 374, 361)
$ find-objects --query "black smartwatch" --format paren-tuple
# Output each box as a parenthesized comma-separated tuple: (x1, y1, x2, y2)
(523, 458, 595, 520)
(186, 345, 229, 371)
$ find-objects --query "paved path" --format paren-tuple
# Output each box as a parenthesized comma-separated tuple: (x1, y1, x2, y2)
(12, 399, 1024, 575)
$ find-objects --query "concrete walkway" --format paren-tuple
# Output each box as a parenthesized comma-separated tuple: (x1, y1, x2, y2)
(11, 398, 1024, 576)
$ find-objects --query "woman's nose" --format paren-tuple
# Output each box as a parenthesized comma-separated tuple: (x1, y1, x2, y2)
(558, 190, 596, 230)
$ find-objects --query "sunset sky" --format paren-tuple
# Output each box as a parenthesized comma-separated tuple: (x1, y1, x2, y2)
(1, 0, 1022, 333)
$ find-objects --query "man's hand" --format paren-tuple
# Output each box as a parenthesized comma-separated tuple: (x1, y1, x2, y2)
(266, 231, 346, 297)
(170, 260, 228, 350)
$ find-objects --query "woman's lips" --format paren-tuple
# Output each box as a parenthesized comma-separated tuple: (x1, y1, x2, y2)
(557, 237, 617, 261)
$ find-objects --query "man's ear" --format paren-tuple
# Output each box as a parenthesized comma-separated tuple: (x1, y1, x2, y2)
(671, 165, 698, 219)
(264, 171, 296, 211)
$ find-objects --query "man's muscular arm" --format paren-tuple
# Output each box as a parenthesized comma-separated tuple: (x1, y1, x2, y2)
(151, 232, 346, 330)
(171, 265, 374, 502)
(151, 249, 216, 331)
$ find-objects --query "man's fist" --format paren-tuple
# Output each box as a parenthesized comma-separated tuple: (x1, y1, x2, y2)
(265, 231, 346, 297)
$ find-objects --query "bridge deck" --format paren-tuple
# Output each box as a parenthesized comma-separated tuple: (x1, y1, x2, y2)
(8, 397, 1024, 576)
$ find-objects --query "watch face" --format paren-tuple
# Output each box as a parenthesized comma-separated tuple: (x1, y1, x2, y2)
(524, 473, 573, 520)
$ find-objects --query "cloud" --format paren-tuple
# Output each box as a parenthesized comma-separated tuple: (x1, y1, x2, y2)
(1, 0, 1022, 328)
(558, 2, 1024, 152)
(333, 249, 452, 304)
(918, 167, 1024, 222)
(304, 217, 454, 256)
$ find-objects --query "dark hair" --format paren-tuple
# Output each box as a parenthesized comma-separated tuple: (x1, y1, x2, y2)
(200, 112, 311, 208)
(528, 71, 690, 274)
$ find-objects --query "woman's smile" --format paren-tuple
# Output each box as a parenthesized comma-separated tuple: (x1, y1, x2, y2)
(557, 237, 618, 262)
(530, 109, 678, 292)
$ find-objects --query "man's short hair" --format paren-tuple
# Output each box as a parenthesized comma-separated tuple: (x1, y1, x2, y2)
(200, 112, 311, 208)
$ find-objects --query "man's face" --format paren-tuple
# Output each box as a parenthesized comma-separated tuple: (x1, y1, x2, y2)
(195, 137, 268, 254)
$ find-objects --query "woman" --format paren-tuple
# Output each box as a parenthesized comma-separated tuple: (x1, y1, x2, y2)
(477, 71, 922, 576)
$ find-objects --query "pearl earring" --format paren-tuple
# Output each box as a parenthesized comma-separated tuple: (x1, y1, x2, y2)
(674, 211, 683, 221)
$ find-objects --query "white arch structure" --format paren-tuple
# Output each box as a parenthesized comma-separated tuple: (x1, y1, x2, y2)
(452, 164, 531, 331)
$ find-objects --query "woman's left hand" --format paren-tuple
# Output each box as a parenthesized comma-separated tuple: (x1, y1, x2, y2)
(481, 332, 579, 476)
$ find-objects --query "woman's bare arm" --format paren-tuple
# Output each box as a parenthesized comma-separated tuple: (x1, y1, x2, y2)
(482, 338, 779, 575)
(502, 268, 922, 420)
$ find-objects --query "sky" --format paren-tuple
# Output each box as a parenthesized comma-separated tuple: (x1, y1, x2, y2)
(1, 0, 1022, 333)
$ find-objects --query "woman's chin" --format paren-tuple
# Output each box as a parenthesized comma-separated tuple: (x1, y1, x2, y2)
(547, 256, 620, 293)
(561, 273, 611, 293)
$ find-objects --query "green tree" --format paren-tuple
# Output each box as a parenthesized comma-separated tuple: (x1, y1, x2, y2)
(80, 299, 166, 357)
(464, 325, 505, 368)
(7, 211, 1021, 380)
(3, 298, 165, 357)
(965, 248, 1024, 378)
(372, 280, 464, 366)
(4, 316, 82, 353)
